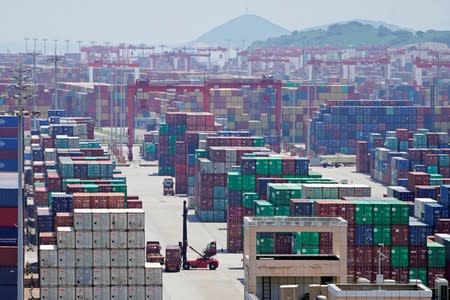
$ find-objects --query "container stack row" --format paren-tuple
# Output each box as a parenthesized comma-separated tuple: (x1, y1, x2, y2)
(39, 208, 162, 300)
(309, 100, 433, 155)
(158, 112, 215, 176)
(0, 115, 20, 298)
(194, 146, 271, 222)
(227, 156, 314, 252)
(141, 131, 158, 161)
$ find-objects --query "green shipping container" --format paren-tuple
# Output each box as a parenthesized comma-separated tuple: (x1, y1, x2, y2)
(268, 158, 282, 175)
(243, 192, 259, 209)
(373, 226, 391, 245)
(274, 205, 290, 216)
(354, 201, 373, 225)
(253, 137, 265, 147)
(256, 235, 274, 254)
(373, 202, 391, 225)
(159, 123, 168, 135)
(242, 175, 256, 192)
(391, 246, 409, 268)
(255, 200, 275, 216)
(391, 201, 409, 225)
(427, 241, 446, 268)
(409, 267, 427, 285)
(227, 172, 242, 191)
(255, 158, 269, 175)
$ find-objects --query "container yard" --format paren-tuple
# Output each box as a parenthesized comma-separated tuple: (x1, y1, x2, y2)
(2, 3, 450, 299)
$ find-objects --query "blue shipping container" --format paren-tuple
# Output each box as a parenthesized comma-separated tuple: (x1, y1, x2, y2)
(0, 285, 17, 299)
(0, 227, 17, 246)
(0, 116, 18, 127)
(0, 266, 17, 285)
(355, 225, 374, 246)
(0, 139, 18, 151)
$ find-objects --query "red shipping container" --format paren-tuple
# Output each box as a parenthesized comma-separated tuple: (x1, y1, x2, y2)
(355, 265, 375, 282)
(409, 246, 428, 267)
(347, 246, 356, 267)
(39, 232, 57, 245)
(428, 267, 445, 288)
(391, 225, 409, 246)
(355, 246, 374, 266)
(0, 208, 17, 227)
(275, 234, 292, 254)
(55, 212, 74, 227)
(0, 246, 18, 266)
(127, 200, 142, 208)
(391, 267, 409, 283)
(435, 219, 450, 233)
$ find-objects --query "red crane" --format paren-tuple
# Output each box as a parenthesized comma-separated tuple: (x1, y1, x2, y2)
(126, 78, 282, 160)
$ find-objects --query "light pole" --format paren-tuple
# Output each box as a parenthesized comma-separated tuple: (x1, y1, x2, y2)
(42, 38, 47, 56)
(77, 40, 83, 52)
(65, 39, 70, 54)
(24, 37, 29, 53)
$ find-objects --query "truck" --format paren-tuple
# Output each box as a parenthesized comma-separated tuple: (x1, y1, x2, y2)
(146, 241, 165, 265)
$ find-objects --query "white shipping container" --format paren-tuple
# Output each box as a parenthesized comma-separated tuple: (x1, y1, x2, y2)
(74, 208, 92, 231)
(110, 230, 128, 249)
(128, 249, 145, 267)
(110, 209, 128, 230)
(145, 262, 163, 285)
(127, 209, 145, 230)
(58, 267, 75, 286)
(414, 198, 437, 220)
(58, 249, 75, 267)
(110, 249, 128, 267)
(145, 285, 163, 300)
(128, 230, 145, 249)
(110, 267, 128, 285)
(93, 286, 110, 300)
(76, 268, 93, 286)
(58, 287, 76, 300)
(76, 249, 93, 267)
(40, 267, 58, 287)
(93, 249, 111, 267)
(93, 268, 110, 286)
(39, 245, 58, 268)
(92, 209, 110, 231)
(128, 286, 146, 300)
(128, 267, 145, 285)
(57, 227, 75, 249)
(40, 287, 58, 300)
(76, 230, 93, 249)
(76, 287, 93, 300)
(93, 231, 110, 248)
(111, 286, 128, 299)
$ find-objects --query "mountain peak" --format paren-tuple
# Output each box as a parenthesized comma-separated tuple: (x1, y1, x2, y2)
(195, 14, 290, 47)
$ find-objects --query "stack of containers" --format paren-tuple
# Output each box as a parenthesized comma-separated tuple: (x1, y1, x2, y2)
(356, 141, 369, 173)
(39, 208, 162, 299)
(227, 156, 311, 252)
(159, 112, 215, 176)
(0, 173, 19, 298)
(0, 115, 19, 172)
(142, 131, 158, 161)
(309, 100, 431, 155)
(0, 115, 20, 298)
(195, 145, 270, 222)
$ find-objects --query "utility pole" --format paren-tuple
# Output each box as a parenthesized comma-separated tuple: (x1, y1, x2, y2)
(42, 38, 47, 56)
(65, 39, 70, 54)
(24, 37, 29, 53)
(49, 40, 62, 109)
(77, 40, 83, 52)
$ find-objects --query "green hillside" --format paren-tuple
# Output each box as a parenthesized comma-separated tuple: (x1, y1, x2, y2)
(251, 21, 450, 48)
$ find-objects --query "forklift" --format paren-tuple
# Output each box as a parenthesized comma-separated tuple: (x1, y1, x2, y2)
(163, 178, 175, 196)
(180, 200, 219, 270)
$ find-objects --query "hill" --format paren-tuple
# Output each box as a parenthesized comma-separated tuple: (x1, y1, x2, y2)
(251, 21, 450, 48)
(195, 14, 290, 47)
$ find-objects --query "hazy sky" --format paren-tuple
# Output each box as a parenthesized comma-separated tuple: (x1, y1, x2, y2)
(2, 0, 450, 52)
